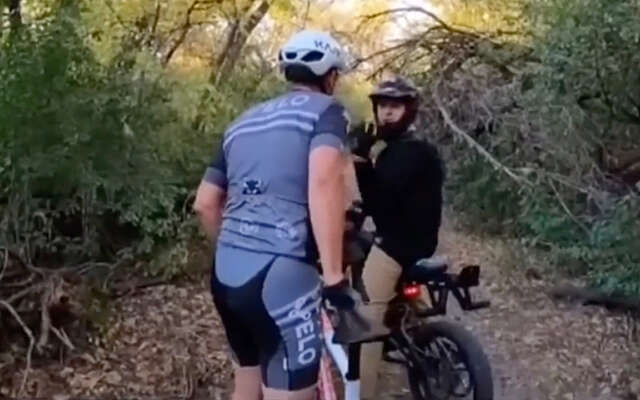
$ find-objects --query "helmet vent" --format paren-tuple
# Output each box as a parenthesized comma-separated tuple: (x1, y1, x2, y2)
(301, 50, 324, 62)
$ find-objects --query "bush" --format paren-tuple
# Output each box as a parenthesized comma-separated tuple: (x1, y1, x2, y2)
(448, 158, 640, 295)
(416, 0, 640, 296)
(0, 5, 283, 279)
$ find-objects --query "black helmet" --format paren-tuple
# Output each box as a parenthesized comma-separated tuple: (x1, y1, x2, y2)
(369, 77, 420, 140)
(369, 77, 419, 102)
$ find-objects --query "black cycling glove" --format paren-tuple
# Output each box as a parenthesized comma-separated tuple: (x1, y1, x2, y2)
(322, 278, 362, 310)
(348, 123, 376, 159)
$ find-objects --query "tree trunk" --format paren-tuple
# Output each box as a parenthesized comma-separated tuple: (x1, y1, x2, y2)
(209, 0, 270, 85)
(160, 0, 199, 66)
(9, 0, 22, 35)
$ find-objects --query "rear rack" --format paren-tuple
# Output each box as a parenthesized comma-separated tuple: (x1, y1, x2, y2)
(412, 265, 491, 317)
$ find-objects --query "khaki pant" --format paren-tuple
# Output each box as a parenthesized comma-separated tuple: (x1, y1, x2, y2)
(359, 244, 403, 400)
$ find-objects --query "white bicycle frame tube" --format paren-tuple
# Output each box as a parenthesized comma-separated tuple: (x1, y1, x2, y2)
(322, 310, 361, 400)
(324, 330, 349, 378)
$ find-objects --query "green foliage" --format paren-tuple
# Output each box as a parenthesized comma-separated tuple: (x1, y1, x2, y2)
(534, 0, 640, 125)
(434, 0, 640, 296)
(446, 154, 524, 235)
(3, 0, 637, 298)
(450, 158, 639, 296)
(0, 3, 282, 279)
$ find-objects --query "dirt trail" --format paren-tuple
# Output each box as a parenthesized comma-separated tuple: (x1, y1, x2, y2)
(378, 218, 640, 400)
(2, 217, 639, 399)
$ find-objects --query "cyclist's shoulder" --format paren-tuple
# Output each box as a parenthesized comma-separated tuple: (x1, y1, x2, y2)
(288, 90, 343, 115)
(236, 90, 340, 120)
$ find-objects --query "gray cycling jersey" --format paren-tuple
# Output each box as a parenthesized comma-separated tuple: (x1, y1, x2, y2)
(204, 88, 349, 260)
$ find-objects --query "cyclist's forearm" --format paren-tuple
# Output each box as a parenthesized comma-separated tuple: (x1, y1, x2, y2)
(196, 207, 223, 241)
(309, 167, 346, 286)
(193, 181, 226, 243)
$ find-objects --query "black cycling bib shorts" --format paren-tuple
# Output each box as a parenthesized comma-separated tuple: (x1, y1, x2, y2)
(211, 244, 323, 390)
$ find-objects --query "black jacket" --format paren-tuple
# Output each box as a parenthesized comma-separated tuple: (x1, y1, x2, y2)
(354, 133, 444, 268)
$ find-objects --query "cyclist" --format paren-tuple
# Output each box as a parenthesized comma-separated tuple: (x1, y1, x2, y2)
(193, 30, 362, 400)
(349, 76, 445, 399)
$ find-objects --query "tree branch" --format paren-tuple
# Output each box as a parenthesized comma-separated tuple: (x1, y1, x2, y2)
(360, 6, 481, 38)
(302, 0, 311, 28)
(433, 77, 532, 186)
(161, 0, 200, 66)
(102, 0, 127, 29)
(51, 326, 75, 351)
(211, 0, 271, 85)
(0, 300, 34, 396)
(147, 0, 162, 46)
(7, 283, 44, 305)
(0, 248, 7, 283)
(9, 0, 22, 34)
(351, 38, 418, 70)
(548, 178, 591, 237)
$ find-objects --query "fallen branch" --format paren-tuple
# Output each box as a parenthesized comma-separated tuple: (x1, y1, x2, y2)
(51, 326, 75, 351)
(0, 300, 34, 396)
(37, 280, 53, 352)
(0, 247, 46, 277)
(111, 277, 172, 299)
(72, 261, 118, 276)
(6, 283, 43, 305)
(2, 274, 36, 289)
(433, 77, 533, 186)
(366, 47, 414, 80)
(548, 178, 591, 237)
(350, 38, 418, 70)
(0, 247, 7, 283)
(549, 284, 640, 312)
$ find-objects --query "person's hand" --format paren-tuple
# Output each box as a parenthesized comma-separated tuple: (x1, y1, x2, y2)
(322, 278, 362, 310)
(348, 123, 376, 159)
(323, 278, 385, 345)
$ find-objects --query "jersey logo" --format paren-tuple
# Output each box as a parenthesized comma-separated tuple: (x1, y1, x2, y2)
(242, 179, 263, 195)
(260, 94, 310, 113)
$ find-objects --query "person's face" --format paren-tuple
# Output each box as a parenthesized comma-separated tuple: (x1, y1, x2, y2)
(376, 99, 406, 125)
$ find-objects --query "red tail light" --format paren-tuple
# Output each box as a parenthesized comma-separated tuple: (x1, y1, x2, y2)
(403, 284, 421, 300)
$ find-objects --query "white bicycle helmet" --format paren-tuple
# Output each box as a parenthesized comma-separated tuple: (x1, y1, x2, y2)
(278, 30, 347, 76)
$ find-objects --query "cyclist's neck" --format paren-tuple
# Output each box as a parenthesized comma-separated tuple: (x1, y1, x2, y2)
(290, 84, 324, 93)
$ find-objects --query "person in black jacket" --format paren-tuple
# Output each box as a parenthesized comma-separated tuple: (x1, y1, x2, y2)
(349, 76, 445, 399)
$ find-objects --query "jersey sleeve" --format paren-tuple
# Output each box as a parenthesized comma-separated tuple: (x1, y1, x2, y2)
(203, 140, 228, 190)
(310, 102, 349, 152)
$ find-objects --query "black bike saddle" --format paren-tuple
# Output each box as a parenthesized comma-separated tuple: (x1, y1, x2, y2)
(404, 256, 449, 282)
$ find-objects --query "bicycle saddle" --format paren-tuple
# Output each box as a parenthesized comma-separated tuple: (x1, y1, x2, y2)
(404, 255, 449, 282)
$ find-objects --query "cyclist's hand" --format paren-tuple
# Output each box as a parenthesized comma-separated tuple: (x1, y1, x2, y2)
(322, 278, 362, 310)
(323, 279, 383, 344)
